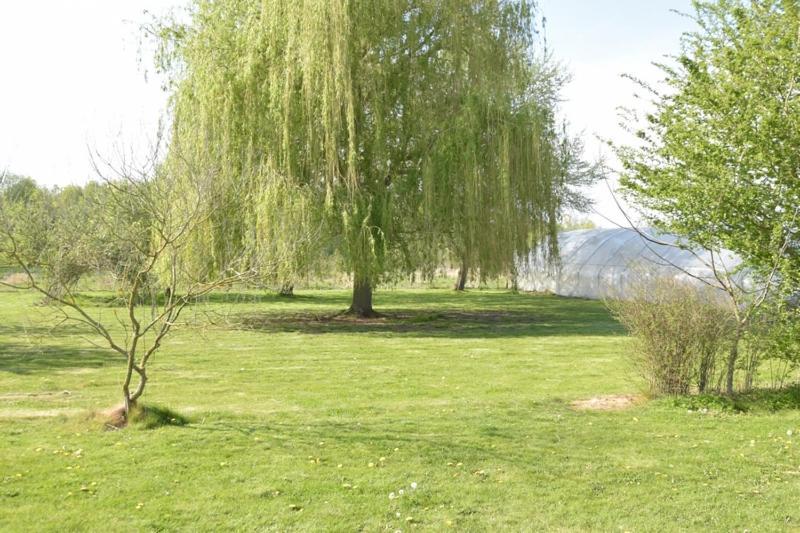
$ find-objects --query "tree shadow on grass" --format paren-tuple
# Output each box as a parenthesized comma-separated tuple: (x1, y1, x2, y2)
(69, 288, 602, 312)
(23, 290, 623, 339)
(0, 338, 111, 375)
(187, 415, 535, 466)
(235, 305, 623, 339)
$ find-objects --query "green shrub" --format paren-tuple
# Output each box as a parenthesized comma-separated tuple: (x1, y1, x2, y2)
(608, 276, 735, 396)
(747, 301, 800, 389)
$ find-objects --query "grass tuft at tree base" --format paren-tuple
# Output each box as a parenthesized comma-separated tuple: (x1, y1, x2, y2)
(127, 404, 191, 430)
(88, 403, 191, 430)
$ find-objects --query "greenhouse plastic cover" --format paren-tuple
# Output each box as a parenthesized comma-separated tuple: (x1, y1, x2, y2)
(516, 228, 745, 300)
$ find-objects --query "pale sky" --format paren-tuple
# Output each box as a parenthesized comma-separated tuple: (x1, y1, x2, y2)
(540, 0, 695, 226)
(0, 0, 695, 227)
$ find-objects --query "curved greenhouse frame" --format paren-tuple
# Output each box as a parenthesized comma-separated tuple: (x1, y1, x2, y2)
(517, 228, 745, 300)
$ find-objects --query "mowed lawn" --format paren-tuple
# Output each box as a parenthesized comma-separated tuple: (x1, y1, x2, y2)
(1, 288, 799, 531)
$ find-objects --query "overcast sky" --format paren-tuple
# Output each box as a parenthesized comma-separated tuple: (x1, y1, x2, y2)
(0, 0, 695, 227)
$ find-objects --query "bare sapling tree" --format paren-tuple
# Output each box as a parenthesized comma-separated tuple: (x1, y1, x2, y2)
(0, 145, 254, 422)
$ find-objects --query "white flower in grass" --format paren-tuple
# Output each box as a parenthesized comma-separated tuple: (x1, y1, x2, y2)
(389, 492, 396, 500)
(398, 489, 404, 496)
(410, 482, 418, 490)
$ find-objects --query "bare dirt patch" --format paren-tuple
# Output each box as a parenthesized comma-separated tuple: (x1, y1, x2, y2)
(1, 272, 28, 287)
(99, 404, 128, 428)
(0, 391, 70, 401)
(0, 408, 82, 419)
(570, 394, 644, 411)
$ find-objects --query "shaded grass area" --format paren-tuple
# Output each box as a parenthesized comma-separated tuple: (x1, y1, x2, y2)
(673, 385, 800, 413)
(0, 289, 798, 531)
(233, 288, 622, 338)
(237, 308, 620, 338)
(0, 341, 110, 376)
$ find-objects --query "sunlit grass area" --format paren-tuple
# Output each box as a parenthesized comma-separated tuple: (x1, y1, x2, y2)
(1, 289, 799, 531)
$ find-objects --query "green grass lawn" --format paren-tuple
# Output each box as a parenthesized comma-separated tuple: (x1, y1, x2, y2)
(1, 288, 799, 531)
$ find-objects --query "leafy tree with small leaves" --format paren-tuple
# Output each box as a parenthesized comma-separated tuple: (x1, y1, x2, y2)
(618, 0, 800, 393)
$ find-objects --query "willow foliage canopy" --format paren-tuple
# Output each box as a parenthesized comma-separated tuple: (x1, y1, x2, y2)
(156, 0, 578, 315)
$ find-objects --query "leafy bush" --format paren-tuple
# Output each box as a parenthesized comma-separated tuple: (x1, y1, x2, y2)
(747, 300, 800, 389)
(607, 276, 735, 396)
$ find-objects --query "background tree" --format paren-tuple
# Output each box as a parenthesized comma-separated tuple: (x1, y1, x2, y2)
(446, 126, 598, 291)
(0, 173, 38, 204)
(249, 179, 324, 298)
(154, 0, 582, 316)
(617, 0, 800, 392)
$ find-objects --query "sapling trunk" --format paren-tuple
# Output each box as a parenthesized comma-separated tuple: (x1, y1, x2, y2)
(278, 282, 294, 297)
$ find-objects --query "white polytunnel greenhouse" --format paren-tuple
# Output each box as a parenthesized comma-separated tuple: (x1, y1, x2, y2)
(516, 227, 746, 300)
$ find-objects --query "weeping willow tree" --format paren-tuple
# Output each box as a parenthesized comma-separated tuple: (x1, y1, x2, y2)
(155, 0, 576, 316)
(424, 84, 596, 290)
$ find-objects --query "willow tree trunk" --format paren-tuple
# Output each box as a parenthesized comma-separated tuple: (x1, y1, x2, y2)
(509, 265, 519, 293)
(349, 276, 377, 318)
(278, 282, 294, 297)
(454, 262, 468, 291)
